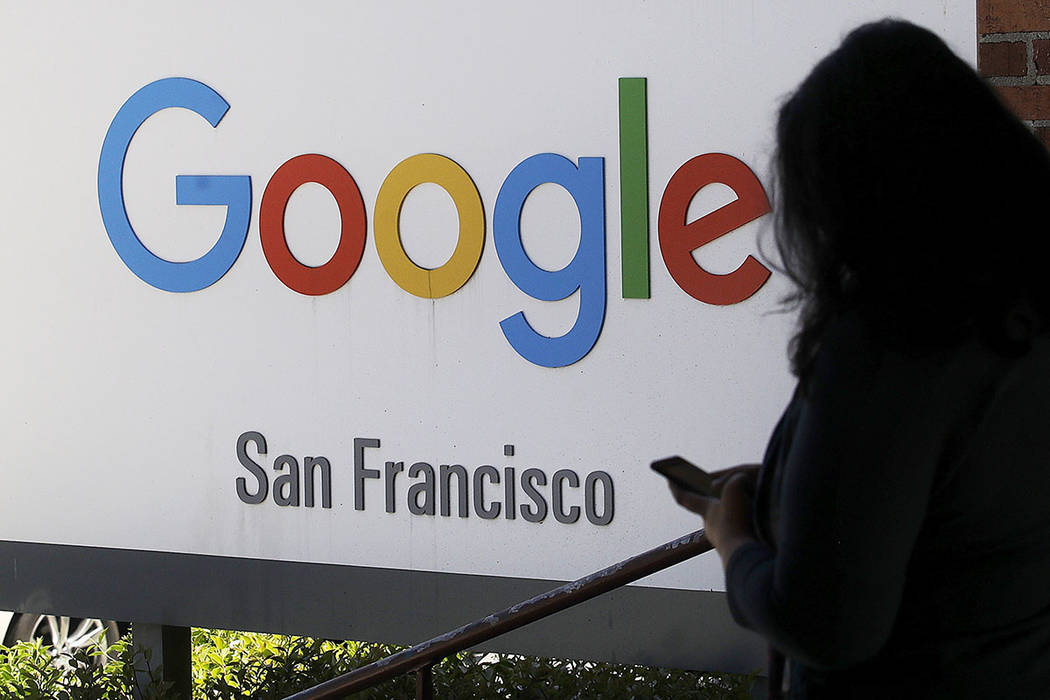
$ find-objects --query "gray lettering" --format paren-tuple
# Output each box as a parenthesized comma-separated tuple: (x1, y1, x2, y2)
(585, 471, 614, 525)
(303, 456, 331, 509)
(504, 467, 516, 519)
(385, 461, 404, 513)
(408, 462, 436, 516)
(354, 437, 380, 511)
(473, 465, 500, 519)
(439, 464, 469, 518)
(236, 431, 268, 505)
(520, 468, 548, 523)
(552, 469, 581, 524)
(273, 455, 300, 507)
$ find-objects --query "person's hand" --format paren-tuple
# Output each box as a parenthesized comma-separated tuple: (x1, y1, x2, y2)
(708, 463, 760, 492)
(669, 465, 759, 569)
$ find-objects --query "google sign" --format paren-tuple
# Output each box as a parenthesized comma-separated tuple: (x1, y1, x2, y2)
(3, 1, 972, 675)
(99, 77, 772, 368)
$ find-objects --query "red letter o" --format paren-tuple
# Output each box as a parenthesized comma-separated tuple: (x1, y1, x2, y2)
(259, 154, 367, 296)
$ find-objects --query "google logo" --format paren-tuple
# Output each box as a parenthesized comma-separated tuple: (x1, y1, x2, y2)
(98, 77, 772, 368)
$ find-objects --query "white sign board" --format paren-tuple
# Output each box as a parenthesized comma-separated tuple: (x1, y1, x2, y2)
(0, 1, 973, 670)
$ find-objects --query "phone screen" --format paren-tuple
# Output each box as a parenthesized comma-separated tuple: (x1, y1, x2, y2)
(651, 456, 719, 497)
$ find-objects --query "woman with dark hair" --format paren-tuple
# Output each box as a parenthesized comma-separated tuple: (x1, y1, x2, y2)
(670, 19, 1050, 699)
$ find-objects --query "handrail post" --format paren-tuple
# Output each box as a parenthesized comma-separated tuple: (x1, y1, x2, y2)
(415, 662, 433, 700)
(283, 529, 711, 700)
(132, 623, 191, 700)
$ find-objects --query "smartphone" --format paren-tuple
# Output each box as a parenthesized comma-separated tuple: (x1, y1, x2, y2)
(651, 456, 720, 497)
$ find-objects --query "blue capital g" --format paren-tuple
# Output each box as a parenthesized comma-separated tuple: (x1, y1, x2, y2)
(97, 77, 251, 292)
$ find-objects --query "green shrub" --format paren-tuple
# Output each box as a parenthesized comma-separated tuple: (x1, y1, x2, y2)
(0, 636, 170, 700)
(0, 629, 757, 699)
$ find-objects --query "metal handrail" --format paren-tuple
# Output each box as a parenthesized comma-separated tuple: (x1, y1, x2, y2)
(284, 529, 713, 700)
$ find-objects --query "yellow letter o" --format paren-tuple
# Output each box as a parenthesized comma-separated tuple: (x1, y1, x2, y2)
(374, 153, 485, 298)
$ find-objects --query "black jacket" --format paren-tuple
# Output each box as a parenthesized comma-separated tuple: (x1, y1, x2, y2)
(727, 313, 1050, 698)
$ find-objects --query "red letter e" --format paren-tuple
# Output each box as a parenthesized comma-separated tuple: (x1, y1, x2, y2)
(658, 153, 771, 305)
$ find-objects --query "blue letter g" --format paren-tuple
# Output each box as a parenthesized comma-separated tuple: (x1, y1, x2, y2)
(97, 77, 250, 292)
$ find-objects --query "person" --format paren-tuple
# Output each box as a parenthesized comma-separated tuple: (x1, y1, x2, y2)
(669, 19, 1050, 699)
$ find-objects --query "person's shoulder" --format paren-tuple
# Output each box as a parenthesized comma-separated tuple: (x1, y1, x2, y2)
(815, 309, 1023, 370)
(806, 311, 886, 387)
(807, 310, 1009, 403)
(998, 332, 1050, 392)
(813, 310, 877, 358)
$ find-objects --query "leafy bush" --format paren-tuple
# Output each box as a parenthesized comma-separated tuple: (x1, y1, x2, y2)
(1, 629, 757, 699)
(0, 636, 170, 700)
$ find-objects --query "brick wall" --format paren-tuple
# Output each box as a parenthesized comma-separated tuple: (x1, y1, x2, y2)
(978, 0, 1050, 146)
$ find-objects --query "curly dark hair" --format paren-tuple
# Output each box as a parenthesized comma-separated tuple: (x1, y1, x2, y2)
(773, 19, 1050, 381)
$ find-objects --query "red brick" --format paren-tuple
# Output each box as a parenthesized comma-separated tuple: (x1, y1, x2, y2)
(1035, 39, 1050, 75)
(1036, 126, 1050, 150)
(980, 0, 1050, 33)
(979, 41, 1028, 76)
(978, 0, 989, 32)
(996, 85, 1050, 120)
